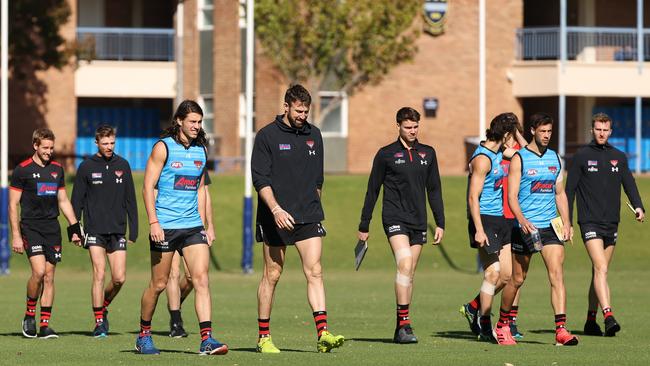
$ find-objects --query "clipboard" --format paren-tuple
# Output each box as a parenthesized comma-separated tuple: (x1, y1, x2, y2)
(354, 240, 368, 271)
(66, 223, 85, 245)
(550, 217, 566, 242)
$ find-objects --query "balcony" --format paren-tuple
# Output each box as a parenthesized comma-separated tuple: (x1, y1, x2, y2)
(516, 26, 650, 62)
(510, 26, 650, 98)
(77, 27, 175, 62)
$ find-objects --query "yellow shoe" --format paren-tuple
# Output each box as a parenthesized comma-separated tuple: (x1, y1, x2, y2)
(317, 331, 345, 353)
(256, 336, 281, 353)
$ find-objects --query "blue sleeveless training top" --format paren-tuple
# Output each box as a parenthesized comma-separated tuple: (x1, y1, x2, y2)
(155, 137, 206, 229)
(468, 143, 504, 216)
(516, 146, 561, 228)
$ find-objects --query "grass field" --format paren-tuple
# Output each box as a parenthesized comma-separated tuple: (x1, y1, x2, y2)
(1, 175, 649, 365)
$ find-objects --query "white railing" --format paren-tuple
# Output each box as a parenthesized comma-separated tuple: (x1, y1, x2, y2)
(516, 26, 650, 61)
(77, 27, 175, 61)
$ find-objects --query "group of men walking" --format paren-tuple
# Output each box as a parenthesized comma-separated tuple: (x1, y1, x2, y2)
(8, 84, 644, 355)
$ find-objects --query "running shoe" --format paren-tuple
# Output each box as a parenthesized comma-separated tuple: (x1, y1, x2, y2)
(135, 335, 160, 355)
(22, 317, 37, 338)
(493, 325, 517, 345)
(199, 336, 229, 355)
(393, 325, 418, 344)
(256, 336, 281, 353)
(604, 316, 620, 337)
(169, 322, 188, 338)
(583, 320, 603, 336)
(317, 330, 345, 353)
(459, 303, 481, 335)
(93, 322, 108, 338)
(103, 309, 109, 332)
(509, 320, 524, 339)
(555, 327, 579, 346)
(38, 326, 59, 339)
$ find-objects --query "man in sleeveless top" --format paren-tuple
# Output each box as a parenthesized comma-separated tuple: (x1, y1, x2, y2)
(135, 100, 227, 356)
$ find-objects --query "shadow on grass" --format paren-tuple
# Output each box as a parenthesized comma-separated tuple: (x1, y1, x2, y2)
(0, 332, 27, 337)
(432, 330, 477, 340)
(348, 337, 395, 344)
(0, 331, 124, 337)
(126, 330, 181, 337)
(527, 329, 556, 334)
(230, 347, 312, 353)
(120, 349, 196, 355)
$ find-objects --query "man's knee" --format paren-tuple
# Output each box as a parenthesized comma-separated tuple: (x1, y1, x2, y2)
(112, 273, 126, 287)
(304, 262, 323, 282)
(191, 270, 209, 290)
(151, 277, 170, 293)
(593, 263, 608, 277)
(483, 262, 500, 284)
(548, 268, 564, 286)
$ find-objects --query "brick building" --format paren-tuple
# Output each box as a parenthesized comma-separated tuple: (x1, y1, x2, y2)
(7, 0, 650, 174)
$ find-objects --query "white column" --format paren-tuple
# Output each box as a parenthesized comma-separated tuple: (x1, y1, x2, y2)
(557, 94, 566, 162)
(478, 0, 486, 139)
(635, 96, 642, 173)
(175, 1, 184, 106)
(560, 0, 567, 72)
(637, 0, 644, 74)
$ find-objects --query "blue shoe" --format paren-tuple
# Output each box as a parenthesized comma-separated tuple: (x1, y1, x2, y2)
(93, 322, 108, 338)
(199, 336, 228, 355)
(135, 335, 160, 355)
(510, 320, 524, 339)
(460, 304, 480, 335)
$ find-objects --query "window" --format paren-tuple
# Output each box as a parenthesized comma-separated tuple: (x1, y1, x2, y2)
(198, 0, 214, 30)
(199, 96, 215, 136)
(318, 91, 348, 137)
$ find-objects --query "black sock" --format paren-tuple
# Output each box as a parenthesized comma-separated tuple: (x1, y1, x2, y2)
(170, 309, 182, 324)
(479, 315, 491, 333)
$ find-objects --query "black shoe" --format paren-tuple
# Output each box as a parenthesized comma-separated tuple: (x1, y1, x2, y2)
(38, 326, 59, 339)
(393, 325, 418, 344)
(169, 322, 188, 338)
(583, 320, 603, 336)
(22, 317, 37, 338)
(604, 316, 620, 337)
(93, 321, 108, 338)
(103, 309, 109, 332)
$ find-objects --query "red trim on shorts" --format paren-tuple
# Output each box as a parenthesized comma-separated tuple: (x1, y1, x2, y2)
(9, 186, 22, 192)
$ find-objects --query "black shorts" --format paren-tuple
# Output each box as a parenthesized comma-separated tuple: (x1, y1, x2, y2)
(85, 233, 127, 253)
(149, 226, 207, 254)
(256, 222, 326, 246)
(468, 214, 511, 254)
(512, 226, 563, 255)
(580, 223, 618, 247)
(20, 220, 62, 265)
(384, 224, 427, 246)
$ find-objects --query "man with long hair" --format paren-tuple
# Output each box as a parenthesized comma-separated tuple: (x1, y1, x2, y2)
(135, 100, 227, 355)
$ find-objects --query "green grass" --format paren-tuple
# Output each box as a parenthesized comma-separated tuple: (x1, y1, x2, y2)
(1, 175, 649, 365)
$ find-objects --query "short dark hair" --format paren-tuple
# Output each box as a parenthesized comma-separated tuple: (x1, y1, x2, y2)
(486, 112, 519, 142)
(396, 107, 421, 124)
(528, 112, 554, 130)
(284, 84, 311, 106)
(95, 125, 116, 141)
(592, 112, 612, 127)
(32, 128, 55, 146)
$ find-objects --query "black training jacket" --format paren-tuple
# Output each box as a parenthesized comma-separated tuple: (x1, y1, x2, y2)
(252, 115, 324, 225)
(71, 154, 138, 241)
(358, 139, 445, 232)
(566, 140, 645, 224)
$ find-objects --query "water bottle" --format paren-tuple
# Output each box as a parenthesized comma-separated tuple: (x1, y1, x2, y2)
(531, 229, 543, 252)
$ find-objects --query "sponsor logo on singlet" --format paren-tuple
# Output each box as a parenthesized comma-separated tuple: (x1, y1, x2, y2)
(37, 182, 58, 196)
(494, 179, 503, 191)
(173, 175, 200, 191)
(530, 180, 554, 193)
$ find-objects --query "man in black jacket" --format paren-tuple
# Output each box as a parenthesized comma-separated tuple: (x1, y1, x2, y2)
(251, 84, 344, 354)
(357, 107, 445, 344)
(566, 112, 645, 337)
(72, 125, 138, 337)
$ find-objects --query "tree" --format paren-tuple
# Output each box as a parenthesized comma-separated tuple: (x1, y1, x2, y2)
(255, 0, 421, 124)
(9, 0, 73, 80)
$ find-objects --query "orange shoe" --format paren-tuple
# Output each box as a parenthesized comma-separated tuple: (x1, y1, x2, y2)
(555, 327, 579, 346)
(493, 325, 517, 345)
